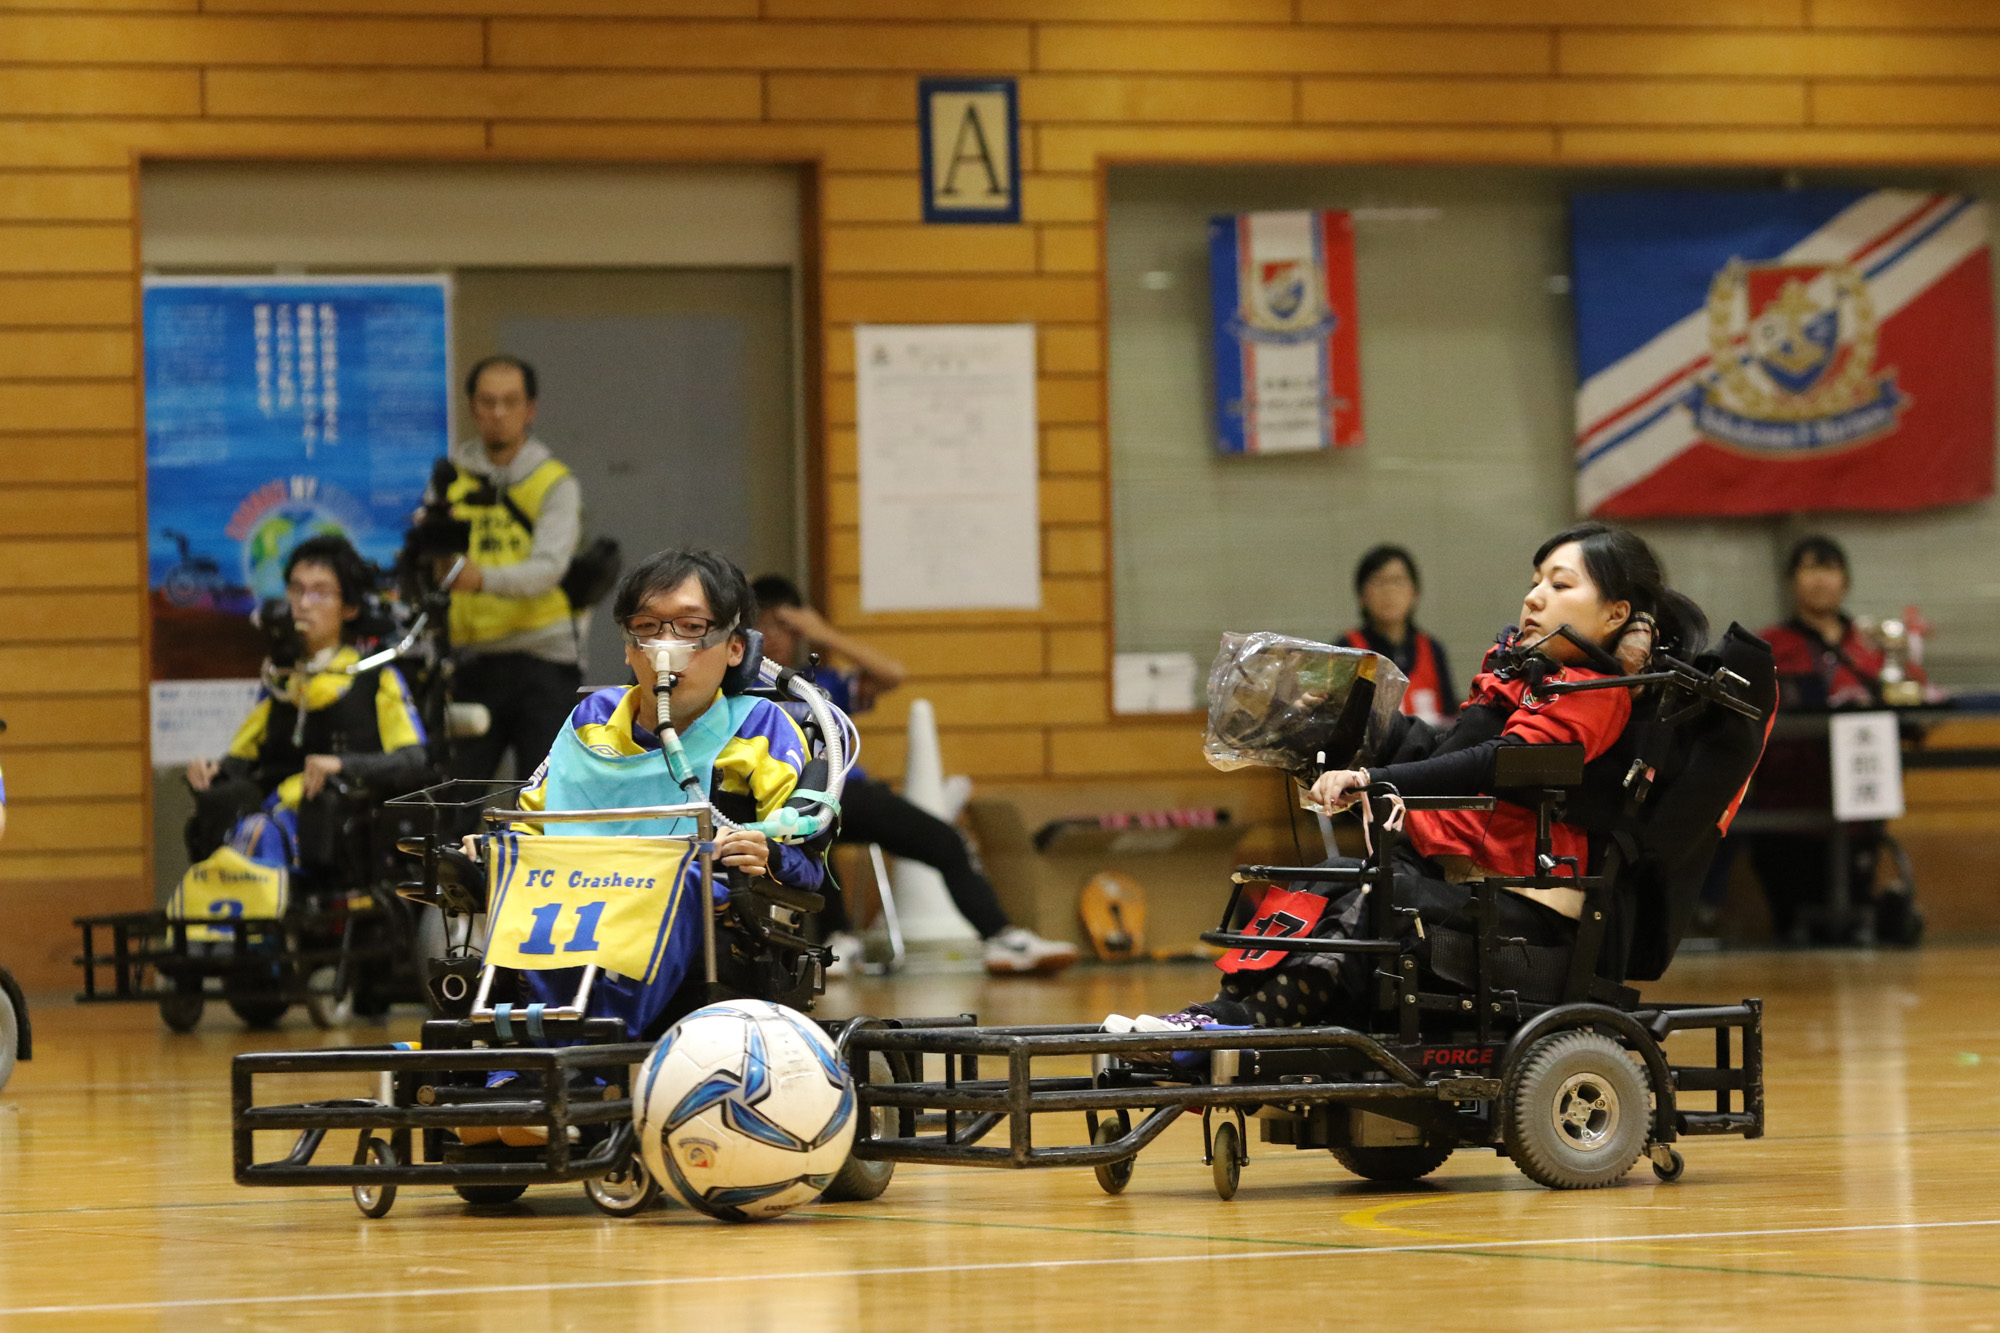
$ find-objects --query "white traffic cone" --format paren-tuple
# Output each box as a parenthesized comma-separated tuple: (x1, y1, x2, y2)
(886, 698, 979, 946)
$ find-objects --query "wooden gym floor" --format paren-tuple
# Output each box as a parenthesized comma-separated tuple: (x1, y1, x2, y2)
(2, 946, 1999, 1330)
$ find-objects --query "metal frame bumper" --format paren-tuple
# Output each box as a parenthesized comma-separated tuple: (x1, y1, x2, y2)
(232, 1035, 655, 1188)
(846, 999, 1764, 1171)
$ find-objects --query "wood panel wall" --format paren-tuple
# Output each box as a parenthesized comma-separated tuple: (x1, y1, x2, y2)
(5, 0, 1999, 982)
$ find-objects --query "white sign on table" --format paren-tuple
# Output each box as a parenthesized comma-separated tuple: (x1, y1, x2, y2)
(1829, 710, 1906, 822)
(856, 324, 1040, 613)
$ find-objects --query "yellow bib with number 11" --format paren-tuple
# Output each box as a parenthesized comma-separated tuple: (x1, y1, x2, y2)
(482, 832, 699, 984)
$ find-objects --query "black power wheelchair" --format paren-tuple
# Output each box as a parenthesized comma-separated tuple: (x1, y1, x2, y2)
(224, 646, 929, 1217)
(837, 627, 1778, 1198)
(73, 558, 471, 1033)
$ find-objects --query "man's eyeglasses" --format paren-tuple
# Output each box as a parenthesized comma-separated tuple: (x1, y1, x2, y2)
(287, 583, 340, 606)
(619, 615, 730, 646)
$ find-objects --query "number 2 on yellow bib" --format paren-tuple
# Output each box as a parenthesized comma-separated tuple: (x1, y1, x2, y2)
(518, 901, 607, 956)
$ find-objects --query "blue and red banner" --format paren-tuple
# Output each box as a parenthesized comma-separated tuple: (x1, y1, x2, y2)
(1208, 210, 1363, 455)
(1571, 190, 1994, 516)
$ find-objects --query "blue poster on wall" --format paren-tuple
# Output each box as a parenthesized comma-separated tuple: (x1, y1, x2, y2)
(142, 275, 451, 679)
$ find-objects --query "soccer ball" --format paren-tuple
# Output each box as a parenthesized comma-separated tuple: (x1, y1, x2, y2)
(634, 1000, 856, 1222)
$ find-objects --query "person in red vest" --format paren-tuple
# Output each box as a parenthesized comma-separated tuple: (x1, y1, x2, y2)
(1759, 534, 1910, 710)
(1340, 545, 1456, 724)
(1745, 534, 1919, 943)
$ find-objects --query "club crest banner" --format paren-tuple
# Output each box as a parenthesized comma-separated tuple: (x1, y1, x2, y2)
(1571, 190, 1994, 516)
(1208, 210, 1363, 454)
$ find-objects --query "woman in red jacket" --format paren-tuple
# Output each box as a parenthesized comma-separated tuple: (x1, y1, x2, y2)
(1108, 522, 1701, 1035)
(1340, 545, 1456, 725)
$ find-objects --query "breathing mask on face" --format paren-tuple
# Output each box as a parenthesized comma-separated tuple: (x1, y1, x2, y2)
(628, 618, 737, 685)
(623, 618, 739, 799)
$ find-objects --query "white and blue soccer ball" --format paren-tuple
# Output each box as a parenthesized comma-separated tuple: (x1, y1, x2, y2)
(634, 1000, 855, 1221)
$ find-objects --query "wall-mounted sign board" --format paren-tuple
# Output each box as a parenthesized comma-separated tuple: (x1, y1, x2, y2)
(920, 78, 1020, 225)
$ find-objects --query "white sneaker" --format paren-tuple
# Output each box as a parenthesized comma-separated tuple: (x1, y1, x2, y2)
(1102, 1014, 1136, 1033)
(824, 931, 864, 979)
(984, 926, 1079, 975)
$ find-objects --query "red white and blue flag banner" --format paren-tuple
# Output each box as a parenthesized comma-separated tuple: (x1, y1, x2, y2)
(1208, 210, 1363, 454)
(1572, 190, 1994, 516)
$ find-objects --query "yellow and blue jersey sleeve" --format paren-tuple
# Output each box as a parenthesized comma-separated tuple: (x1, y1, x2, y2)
(716, 698, 823, 890)
(375, 666, 426, 753)
(225, 696, 273, 761)
(713, 701, 811, 819)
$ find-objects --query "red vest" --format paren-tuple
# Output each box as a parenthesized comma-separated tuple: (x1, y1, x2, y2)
(1343, 628, 1445, 722)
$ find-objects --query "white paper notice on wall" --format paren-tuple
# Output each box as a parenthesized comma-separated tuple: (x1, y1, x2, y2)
(1829, 710, 1906, 822)
(857, 324, 1040, 612)
(151, 679, 263, 768)
(1113, 652, 1198, 714)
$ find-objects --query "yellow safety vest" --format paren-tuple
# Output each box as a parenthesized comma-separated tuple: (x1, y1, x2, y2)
(445, 457, 575, 646)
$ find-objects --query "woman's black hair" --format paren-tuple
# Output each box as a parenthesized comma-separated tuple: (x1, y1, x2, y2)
(1786, 534, 1849, 579)
(614, 547, 753, 639)
(1532, 521, 1708, 657)
(1353, 544, 1419, 596)
(284, 534, 372, 612)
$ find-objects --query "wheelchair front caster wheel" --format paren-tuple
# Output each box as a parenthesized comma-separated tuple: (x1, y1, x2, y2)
(585, 1157, 662, 1217)
(1649, 1145, 1685, 1183)
(453, 1184, 528, 1206)
(305, 966, 355, 1030)
(352, 1137, 398, 1218)
(1211, 1121, 1241, 1201)
(1092, 1113, 1134, 1195)
(158, 992, 204, 1034)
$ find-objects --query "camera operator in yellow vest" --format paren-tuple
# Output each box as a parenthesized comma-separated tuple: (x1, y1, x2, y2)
(432, 354, 585, 781)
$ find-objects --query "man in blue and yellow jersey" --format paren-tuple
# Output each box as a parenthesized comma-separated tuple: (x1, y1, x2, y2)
(432, 355, 583, 783)
(186, 536, 430, 868)
(507, 548, 829, 1043)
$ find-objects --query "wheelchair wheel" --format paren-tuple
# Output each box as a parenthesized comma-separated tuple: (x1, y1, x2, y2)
(1091, 1112, 1134, 1196)
(821, 1051, 897, 1203)
(584, 1156, 662, 1217)
(352, 1136, 398, 1218)
(1502, 1030, 1650, 1190)
(1329, 1143, 1454, 1182)
(0, 984, 17, 1093)
(1210, 1120, 1241, 1201)
(304, 966, 355, 1030)
(228, 996, 290, 1030)
(1650, 1145, 1686, 1183)
(158, 976, 204, 1034)
(453, 1183, 528, 1206)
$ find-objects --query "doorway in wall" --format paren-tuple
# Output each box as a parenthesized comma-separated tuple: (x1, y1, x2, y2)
(454, 268, 798, 681)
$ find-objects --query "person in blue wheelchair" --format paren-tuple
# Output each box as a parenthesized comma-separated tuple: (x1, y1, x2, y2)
(505, 548, 833, 1048)
(1110, 522, 1705, 1036)
(184, 535, 430, 872)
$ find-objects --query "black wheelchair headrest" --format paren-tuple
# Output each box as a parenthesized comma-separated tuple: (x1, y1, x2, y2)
(721, 628, 765, 697)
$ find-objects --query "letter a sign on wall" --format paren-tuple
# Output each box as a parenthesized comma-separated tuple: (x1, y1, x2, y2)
(920, 79, 1020, 225)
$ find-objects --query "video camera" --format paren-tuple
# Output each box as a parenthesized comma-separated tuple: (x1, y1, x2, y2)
(400, 459, 474, 574)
